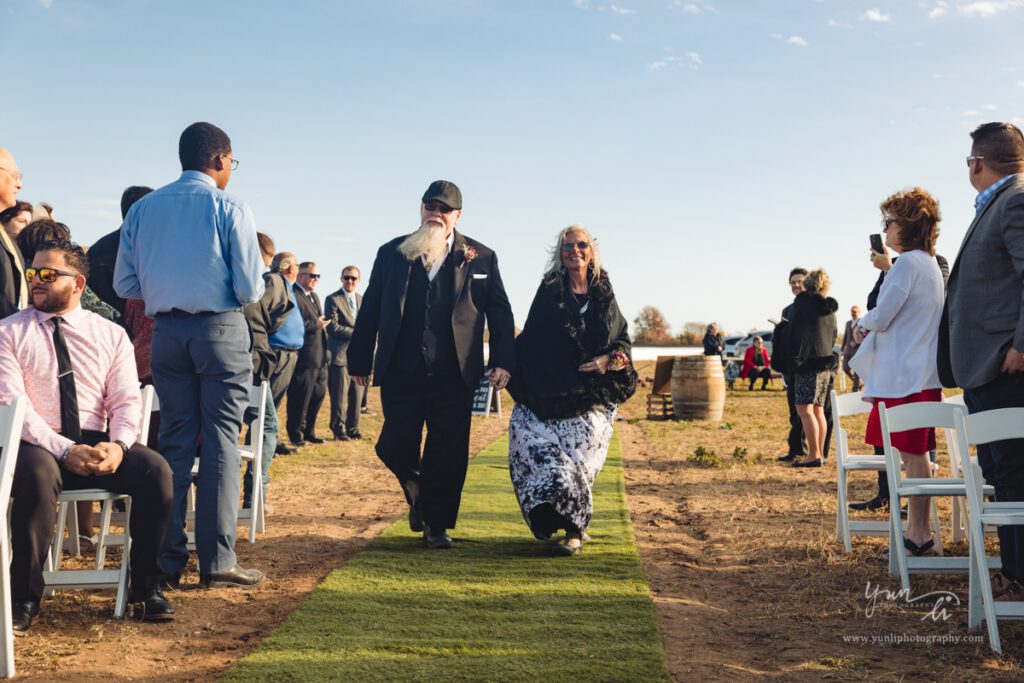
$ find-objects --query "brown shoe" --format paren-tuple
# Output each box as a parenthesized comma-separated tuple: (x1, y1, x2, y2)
(995, 576, 1024, 602)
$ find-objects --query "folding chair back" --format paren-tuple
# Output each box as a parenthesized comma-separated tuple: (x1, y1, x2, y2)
(831, 390, 888, 552)
(0, 396, 28, 678)
(238, 381, 269, 542)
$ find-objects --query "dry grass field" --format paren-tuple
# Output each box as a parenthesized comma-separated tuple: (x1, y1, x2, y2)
(619, 359, 1023, 681)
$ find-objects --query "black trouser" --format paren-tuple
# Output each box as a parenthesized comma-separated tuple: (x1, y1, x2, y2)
(286, 365, 328, 440)
(784, 373, 834, 458)
(747, 367, 771, 390)
(11, 431, 173, 602)
(965, 373, 1024, 581)
(377, 364, 474, 531)
(328, 364, 364, 437)
(268, 348, 298, 408)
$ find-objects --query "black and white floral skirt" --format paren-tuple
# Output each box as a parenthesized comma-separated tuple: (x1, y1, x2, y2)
(508, 402, 616, 539)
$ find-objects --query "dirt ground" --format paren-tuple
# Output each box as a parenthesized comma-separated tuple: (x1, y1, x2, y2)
(16, 361, 1023, 681)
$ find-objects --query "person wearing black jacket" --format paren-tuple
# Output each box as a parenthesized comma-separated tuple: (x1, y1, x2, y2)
(285, 261, 329, 445)
(507, 225, 637, 556)
(348, 180, 516, 550)
(0, 148, 27, 320)
(786, 268, 838, 468)
(87, 186, 153, 317)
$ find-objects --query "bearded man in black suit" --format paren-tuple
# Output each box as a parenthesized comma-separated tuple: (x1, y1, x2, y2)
(348, 180, 515, 549)
(286, 261, 329, 445)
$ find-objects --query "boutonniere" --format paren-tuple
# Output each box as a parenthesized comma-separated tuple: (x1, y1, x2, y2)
(460, 246, 477, 269)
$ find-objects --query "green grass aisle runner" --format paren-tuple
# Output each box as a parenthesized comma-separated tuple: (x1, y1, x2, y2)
(226, 432, 669, 682)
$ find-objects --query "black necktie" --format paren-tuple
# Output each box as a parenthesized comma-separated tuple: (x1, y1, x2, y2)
(52, 316, 81, 443)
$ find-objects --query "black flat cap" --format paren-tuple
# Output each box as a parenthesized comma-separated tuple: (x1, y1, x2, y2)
(422, 180, 462, 210)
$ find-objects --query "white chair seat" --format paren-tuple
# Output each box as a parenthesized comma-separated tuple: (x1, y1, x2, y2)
(845, 455, 887, 470)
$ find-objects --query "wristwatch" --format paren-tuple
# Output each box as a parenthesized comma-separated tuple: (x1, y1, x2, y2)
(59, 445, 73, 464)
(114, 440, 130, 458)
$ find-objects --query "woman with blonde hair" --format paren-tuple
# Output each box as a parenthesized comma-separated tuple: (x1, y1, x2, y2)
(507, 224, 637, 555)
(787, 268, 838, 467)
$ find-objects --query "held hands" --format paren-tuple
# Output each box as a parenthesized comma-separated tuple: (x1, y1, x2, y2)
(63, 444, 110, 477)
(317, 316, 329, 330)
(487, 367, 511, 391)
(869, 249, 892, 272)
(352, 375, 370, 387)
(578, 354, 612, 374)
(852, 325, 867, 345)
(1002, 347, 1024, 374)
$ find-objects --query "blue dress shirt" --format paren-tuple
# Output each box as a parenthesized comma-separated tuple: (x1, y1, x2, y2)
(975, 174, 1017, 214)
(113, 171, 265, 316)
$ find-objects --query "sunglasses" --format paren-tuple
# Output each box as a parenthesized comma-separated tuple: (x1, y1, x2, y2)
(305, 273, 321, 280)
(423, 201, 456, 214)
(25, 267, 78, 284)
(561, 241, 590, 252)
(342, 275, 358, 282)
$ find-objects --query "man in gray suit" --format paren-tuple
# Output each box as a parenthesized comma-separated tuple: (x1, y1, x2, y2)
(324, 265, 365, 441)
(941, 121, 1024, 599)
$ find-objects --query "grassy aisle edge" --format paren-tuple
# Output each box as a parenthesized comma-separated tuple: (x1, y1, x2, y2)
(225, 430, 670, 682)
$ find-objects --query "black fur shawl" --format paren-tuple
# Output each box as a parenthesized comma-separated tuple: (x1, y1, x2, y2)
(507, 268, 638, 420)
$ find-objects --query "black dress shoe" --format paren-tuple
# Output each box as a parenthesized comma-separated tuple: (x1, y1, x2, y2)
(12, 600, 39, 633)
(777, 453, 798, 462)
(791, 458, 823, 468)
(160, 571, 182, 591)
(333, 432, 350, 441)
(849, 496, 889, 511)
(199, 565, 264, 589)
(347, 429, 362, 439)
(275, 443, 296, 456)
(305, 435, 325, 444)
(423, 526, 453, 549)
(131, 588, 175, 622)
(409, 505, 424, 533)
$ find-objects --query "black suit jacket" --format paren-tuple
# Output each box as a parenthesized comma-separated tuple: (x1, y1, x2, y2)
(0, 233, 25, 320)
(324, 288, 361, 366)
(348, 230, 515, 388)
(87, 228, 126, 317)
(294, 284, 328, 370)
(243, 270, 295, 384)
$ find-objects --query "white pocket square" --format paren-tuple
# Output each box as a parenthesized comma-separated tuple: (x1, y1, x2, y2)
(472, 273, 488, 279)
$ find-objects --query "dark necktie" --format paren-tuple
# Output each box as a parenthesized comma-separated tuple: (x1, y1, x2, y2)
(52, 316, 82, 443)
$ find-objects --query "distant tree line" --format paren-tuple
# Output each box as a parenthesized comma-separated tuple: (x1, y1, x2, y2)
(632, 306, 710, 346)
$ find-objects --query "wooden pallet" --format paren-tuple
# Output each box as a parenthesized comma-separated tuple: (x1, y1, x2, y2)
(647, 393, 674, 420)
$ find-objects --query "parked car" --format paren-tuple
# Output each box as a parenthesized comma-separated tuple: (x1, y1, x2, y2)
(722, 335, 744, 357)
(733, 330, 773, 359)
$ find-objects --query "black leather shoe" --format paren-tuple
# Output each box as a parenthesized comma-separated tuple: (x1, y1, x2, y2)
(160, 571, 182, 591)
(423, 526, 453, 549)
(791, 458, 823, 468)
(333, 432, 350, 441)
(409, 506, 424, 533)
(347, 429, 363, 439)
(777, 453, 798, 462)
(304, 435, 325, 444)
(849, 496, 889, 511)
(12, 600, 39, 633)
(199, 565, 264, 589)
(131, 588, 175, 622)
(275, 443, 296, 456)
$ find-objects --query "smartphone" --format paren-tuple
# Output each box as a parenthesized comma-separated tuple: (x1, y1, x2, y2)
(870, 233, 884, 254)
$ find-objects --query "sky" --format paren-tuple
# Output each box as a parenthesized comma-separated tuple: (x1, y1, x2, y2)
(4, 0, 1024, 337)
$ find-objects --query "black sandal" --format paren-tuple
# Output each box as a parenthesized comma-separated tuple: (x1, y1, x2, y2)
(903, 537, 937, 557)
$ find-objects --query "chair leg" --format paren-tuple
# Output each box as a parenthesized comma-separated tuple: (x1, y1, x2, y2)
(113, 501, 131, 619)
(96, 499, 114, 570)
(928, 497, 944, 557)
(952, 498, 967, 544)
(66, 504, 80, 556)
(51, 503, 69, 571)
(837, 468, 852, 553)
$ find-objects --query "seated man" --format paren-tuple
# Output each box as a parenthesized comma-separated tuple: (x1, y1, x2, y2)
(742, 336, 772, 391)
(0, 239, 174, 631)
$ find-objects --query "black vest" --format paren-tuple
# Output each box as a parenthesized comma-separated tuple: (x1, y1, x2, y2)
(394, 255, 459, 376)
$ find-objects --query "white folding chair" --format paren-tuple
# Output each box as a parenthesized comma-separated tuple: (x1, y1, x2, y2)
(0, 397, 28, 678)
(879, 400, 980, 592)
(942, 393, 996, 544)
(956, 408, 1024, 655)
(186, 380, 270, 545)
(832, 391, 889, 552)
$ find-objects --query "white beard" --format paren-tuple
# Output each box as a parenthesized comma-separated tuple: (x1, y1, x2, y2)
(398, 222, 448, 268)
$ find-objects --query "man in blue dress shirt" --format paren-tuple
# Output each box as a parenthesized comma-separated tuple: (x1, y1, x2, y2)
(114, 122, 266, 589)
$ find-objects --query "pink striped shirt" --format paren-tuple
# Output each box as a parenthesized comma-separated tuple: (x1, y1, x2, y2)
(0, 305, 141, 457)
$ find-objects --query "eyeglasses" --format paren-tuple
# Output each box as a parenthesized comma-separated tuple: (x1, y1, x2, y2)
(423, 201, 456, 214)
(25, 267, 77, 283)
(882, 218, 898, 228)
(342, 275, 359, 282)
(966, 155, 985, 167)
(305, 273, 321, 280)
(0, 167, 23, 183)
(217, 154, 240, 171)
(561, 241, 590, 252)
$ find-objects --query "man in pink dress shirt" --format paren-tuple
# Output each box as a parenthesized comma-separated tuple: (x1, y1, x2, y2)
(0, 239, 173, 631)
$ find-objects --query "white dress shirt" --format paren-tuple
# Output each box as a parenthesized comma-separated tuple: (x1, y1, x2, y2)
(426, 232, 455, 282)
(849, 249, 944, 399)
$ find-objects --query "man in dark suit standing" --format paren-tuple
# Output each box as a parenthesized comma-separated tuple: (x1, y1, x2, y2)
(286, 261, 329, 446)
(87, 186, 153, 316)
(324, 265, 364, 441)
(0, 147, 27, 320)
(348, 180, 515, 549)
(941, 122, 1024, 599)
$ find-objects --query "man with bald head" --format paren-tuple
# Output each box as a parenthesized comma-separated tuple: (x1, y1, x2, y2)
(0, 148, 27, 319)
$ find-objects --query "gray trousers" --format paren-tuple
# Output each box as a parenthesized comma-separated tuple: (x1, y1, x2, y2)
(328, 364, 364, 436)
(152, 309, 252, 575)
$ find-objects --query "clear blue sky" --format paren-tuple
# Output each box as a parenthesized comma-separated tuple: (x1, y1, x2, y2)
(5, 0, 1023, 336)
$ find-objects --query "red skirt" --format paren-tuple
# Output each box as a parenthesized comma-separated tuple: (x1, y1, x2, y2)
(864, 388, 943, 454)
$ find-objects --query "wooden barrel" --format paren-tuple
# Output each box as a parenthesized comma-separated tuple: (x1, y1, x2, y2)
(671, 356, 726, 421)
